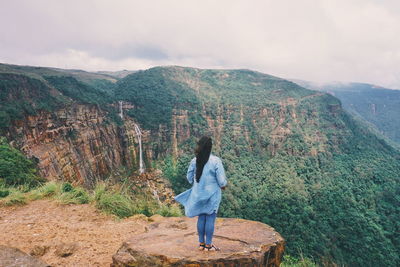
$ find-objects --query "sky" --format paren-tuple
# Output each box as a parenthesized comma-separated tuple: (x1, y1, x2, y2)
(1, 0, 400, 88)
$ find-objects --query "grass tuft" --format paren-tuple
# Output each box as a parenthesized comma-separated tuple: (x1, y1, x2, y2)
(0, 189, 27, 206)
(156, 204, 183, 217)
(57, 186, 89, 204)
(94, 183, 137, 218)
(29, 182, 60, 200)
(281, 254, 318, 267)
(0, 181, 183, 220)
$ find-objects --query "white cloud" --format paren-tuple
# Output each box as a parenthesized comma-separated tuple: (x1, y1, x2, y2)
(0, 0, 399, 88)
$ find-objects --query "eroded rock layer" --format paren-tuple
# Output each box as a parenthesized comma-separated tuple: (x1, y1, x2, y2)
(112, 216, 285, 267)
(6, 104, 142, 186)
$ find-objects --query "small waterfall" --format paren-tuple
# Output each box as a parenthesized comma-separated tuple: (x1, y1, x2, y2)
(118, 100, 144, 174)
(118, 101, 123, 119)
(133, 123, 145, 174)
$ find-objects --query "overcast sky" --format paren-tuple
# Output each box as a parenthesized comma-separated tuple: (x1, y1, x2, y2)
(1, 0, 400, 88)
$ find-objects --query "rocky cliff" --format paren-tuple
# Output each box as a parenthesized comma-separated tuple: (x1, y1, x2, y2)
(5, 103, 142, 187)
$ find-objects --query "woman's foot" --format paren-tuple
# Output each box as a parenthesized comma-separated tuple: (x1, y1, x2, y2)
(205, 244, 220, 251)
(198, 242, 206, 251)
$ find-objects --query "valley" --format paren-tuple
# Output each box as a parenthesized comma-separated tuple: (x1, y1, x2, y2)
(1, 63, 400, 266)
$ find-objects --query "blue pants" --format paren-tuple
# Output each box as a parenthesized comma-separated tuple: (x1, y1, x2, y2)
(197, 212, 217, 245)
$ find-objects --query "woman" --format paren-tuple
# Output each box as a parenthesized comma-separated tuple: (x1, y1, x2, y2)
(174, 136, 227, 251)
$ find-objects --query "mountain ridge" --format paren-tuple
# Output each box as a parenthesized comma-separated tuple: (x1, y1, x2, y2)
(293, 79, 400, 146)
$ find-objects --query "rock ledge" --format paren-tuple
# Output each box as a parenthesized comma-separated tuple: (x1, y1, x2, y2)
(112, 216, 285, 267)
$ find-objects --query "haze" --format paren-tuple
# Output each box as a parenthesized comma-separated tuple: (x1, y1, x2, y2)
(1, 0, 399, 88)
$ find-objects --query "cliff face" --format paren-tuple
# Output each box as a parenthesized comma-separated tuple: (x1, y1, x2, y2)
(6, 103, 140, 187)
(294, 80, 400, 146)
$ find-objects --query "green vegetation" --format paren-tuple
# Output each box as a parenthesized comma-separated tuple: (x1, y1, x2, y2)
(1, 189, 27, 206)
(332, 87, 400, 144)
(93, 182, 138, 218)
(115, 67, 313, 130)
(29, 182, 60, 200)
(1, 180, 182, 218)
(0, 189, 9, 198)
(116, 67, 400, 266)
(0, 73, 64, 129)
(298, 81, 400, 145)
(161, 155, 192, 194)
(57, 186, 90, 204)
(0, 137, 43, 187)
(44, 76, 112, 105)
(0, 64, 119, 131)
(116, 67, 201, 129)
(0, 130, 181, 217)
(281, 254, 318, 267)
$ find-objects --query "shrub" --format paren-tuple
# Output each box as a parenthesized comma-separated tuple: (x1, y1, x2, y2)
(0, 189, 10, 198)
(94, 186, 137, 218)
(61, 182, 74, 192)
(281, 254, 317, 267)
(0, 137, 43, 187)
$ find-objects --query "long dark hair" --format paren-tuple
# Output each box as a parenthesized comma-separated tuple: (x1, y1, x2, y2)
(195, 136, 212, 183)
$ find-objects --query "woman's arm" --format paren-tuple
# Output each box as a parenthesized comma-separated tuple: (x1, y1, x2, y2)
(215, 158, 227, 188)
(186, 158, 196, 184)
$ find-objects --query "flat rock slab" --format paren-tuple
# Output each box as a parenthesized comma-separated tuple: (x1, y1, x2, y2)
(112, 216, 285, 267)
(0, 245, 50, 267)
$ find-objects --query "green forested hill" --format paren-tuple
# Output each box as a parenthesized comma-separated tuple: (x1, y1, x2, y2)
(116, 67, 400, 266)
(1, 64, 400, 266)
(0, 64, 117, 131)
(294, 80, 400, 146)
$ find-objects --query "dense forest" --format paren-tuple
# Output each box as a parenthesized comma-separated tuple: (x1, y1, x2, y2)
(1, 64, 399, 266)
(296, 80, 400, 147)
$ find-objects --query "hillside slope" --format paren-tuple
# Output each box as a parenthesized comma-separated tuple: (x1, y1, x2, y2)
(116, 66, 400, 266)
(294, 80, 400, 146)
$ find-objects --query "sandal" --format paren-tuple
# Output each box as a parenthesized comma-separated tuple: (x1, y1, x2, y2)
(198, 243, 206, 251)
(205, 244, 220, 251)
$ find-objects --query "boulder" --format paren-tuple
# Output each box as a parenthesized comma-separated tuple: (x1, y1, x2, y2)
(112, 217, 285, 267)
(0, 245, 49, 267)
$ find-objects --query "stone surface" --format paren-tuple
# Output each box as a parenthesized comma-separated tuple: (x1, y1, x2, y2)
(112, 217, 285, 267)
(0, 245, 50, 267)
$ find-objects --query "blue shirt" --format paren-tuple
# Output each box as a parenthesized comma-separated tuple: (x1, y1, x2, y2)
(174, 154, 228, 217)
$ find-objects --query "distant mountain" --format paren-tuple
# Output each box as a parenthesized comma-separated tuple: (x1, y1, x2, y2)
(96, 70, 137, 79)
(293, 80, 400, 146)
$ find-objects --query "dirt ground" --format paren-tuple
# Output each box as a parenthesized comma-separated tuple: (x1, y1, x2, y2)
(0, 200, 149, 266)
